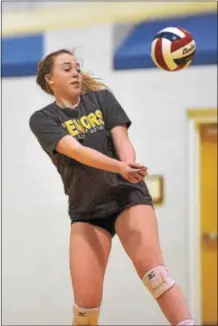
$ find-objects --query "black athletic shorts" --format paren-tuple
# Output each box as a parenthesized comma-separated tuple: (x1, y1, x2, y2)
(70, 201, 153, 238)
(70, 211, 122, 238)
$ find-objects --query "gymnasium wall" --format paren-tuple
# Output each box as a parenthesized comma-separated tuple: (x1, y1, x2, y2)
(2, 7, 217, 326)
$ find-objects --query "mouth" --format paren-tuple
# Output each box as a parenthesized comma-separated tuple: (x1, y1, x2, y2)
(70, 81, 80, 87)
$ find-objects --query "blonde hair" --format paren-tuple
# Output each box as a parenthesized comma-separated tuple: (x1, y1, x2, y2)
(36, 49, 107, 95)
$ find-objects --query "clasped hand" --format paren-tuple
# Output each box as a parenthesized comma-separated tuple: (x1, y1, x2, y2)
(119, 162, 148, 183)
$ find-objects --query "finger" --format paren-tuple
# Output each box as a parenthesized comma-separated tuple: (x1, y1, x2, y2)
(129, 170, 146, 178)
(134, 171, 147, 177)
(129, 163, 147, 170)
(129, 171, 148, 183)
(133, 173, 143, 181)
(137, 166, 148, 172)
(134, 164, 146, 169)
(128, 177, 138, 183)
(139, 170, 148, 177)
(129, 174, 141, 183)
(134, 162, 147, 169)
(129, 168, 145, 174)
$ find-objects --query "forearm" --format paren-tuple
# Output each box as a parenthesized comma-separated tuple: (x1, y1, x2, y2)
(116, 140, 136, 163)
(72, 144, 123, 173)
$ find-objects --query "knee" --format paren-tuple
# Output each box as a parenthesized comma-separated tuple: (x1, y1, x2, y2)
(131, 248, 164, 278)
(142, 265, 176, 299)
(75, 297, 101, 310)
(73, 303, 100, 326)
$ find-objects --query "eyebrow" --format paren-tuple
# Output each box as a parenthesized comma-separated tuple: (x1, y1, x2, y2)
(61, 62, 80, 68)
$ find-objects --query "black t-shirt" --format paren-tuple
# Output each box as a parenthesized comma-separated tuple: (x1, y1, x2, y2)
(29, 89, 152, 219)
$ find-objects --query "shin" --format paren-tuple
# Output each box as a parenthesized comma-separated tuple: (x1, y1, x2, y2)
(143, 266, 195, 325)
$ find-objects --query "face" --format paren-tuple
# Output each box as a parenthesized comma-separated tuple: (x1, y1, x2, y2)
(46, 53, 82, 98)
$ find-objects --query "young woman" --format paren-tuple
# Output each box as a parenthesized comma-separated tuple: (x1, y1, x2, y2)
(29, 49, 195, 326)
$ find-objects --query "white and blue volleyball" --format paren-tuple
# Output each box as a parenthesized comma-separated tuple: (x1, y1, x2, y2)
(151, 27, 196, 71)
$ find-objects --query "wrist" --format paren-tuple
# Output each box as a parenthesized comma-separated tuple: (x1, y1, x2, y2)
(115, 160, 125, 174)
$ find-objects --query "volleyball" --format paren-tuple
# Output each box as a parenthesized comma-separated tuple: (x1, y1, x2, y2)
(151, 27, 196, 71)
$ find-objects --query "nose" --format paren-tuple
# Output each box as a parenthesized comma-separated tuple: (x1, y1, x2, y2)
(72, 68, 79, 78)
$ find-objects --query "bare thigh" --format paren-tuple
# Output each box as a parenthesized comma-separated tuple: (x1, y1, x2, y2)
(69, 222, 112, 308)
(115, 205, 164, 278)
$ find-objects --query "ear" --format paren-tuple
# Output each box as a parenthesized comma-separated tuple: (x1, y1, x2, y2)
(45, 74, 54, 86)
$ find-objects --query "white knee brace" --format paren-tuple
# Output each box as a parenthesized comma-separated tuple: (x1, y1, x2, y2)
(177, 319, 195, 325)
(143, 265, 176, 299)
(73, 303, 100, 325)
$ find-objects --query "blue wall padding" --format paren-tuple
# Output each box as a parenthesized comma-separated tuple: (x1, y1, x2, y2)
(113, 13, 217, 70)
(2, 34, 43, 77)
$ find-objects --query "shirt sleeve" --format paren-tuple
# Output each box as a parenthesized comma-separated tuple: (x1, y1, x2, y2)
(29, 110, 68, 154)
(99, 89, 132, 131)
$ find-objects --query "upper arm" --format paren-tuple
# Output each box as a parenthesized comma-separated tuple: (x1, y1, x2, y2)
(29, 111, 80, 156)
(98, 89, 132, 131)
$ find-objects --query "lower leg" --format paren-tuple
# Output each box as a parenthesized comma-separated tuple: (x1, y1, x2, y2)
(115, 206, 195, 325)
(157, 284, 194, 325)
(143, 266, 194, 325)
(69, 223, 112, 326)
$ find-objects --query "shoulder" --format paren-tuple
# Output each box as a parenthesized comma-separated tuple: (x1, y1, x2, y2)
(82, 89, 116, 107)
(29, 103, 55, 128)
(29, 103, 56, 120)
(83, 88, 112, 101)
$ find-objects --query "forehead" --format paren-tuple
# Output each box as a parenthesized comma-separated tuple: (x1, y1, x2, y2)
(54, 53, 79, 66)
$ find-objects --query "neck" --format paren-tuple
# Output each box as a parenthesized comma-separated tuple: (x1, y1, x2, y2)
(55, 95, 80, 110)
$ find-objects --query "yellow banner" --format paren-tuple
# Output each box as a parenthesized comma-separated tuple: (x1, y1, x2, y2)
(2, 1, 217, 37)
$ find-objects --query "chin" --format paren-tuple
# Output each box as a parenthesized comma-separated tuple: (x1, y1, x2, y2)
(68, 88, 81, 97)
(73, 88, 82, 96)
